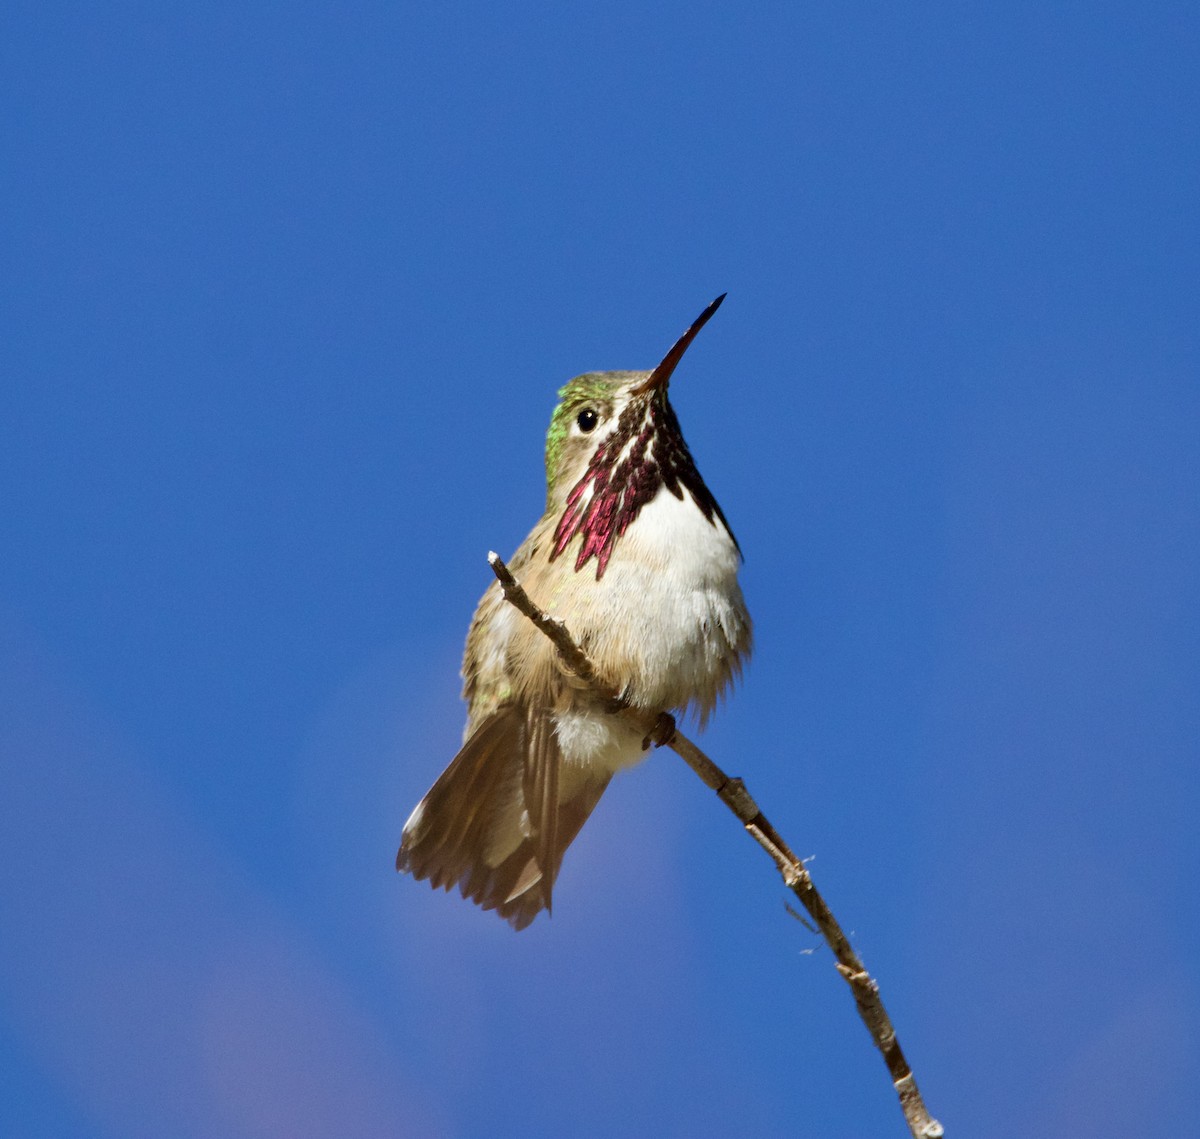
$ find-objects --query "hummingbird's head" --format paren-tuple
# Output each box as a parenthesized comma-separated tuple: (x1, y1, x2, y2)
(543, 371, 645, 503)
(541, 296, 737, 578)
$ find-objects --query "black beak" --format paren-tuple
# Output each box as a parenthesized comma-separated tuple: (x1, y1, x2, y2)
(632, 293, 726, 396)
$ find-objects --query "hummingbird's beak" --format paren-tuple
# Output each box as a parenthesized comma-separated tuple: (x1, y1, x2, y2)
(633, 293, 726, 396)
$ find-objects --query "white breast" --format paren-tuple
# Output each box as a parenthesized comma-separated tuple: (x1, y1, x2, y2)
(556, 487, 750, 721)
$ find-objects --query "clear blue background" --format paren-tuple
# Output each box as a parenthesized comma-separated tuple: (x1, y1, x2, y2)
(2, 3, 1197, 1136)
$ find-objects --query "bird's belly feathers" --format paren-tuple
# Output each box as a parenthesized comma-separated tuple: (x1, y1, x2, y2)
(467, 488, 751, 780)
(547, 486, 750, 727)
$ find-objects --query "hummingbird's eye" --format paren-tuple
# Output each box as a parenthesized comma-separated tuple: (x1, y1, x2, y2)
(576, 408, 599, 433)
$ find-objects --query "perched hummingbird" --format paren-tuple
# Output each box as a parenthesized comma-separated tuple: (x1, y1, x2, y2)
(396, 296, 751, 929)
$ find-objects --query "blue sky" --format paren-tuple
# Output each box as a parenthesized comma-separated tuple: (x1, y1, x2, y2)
(2, 3, 1197, 1135)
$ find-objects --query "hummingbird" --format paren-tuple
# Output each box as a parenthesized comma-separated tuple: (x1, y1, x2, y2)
(396, 295, 751, 929)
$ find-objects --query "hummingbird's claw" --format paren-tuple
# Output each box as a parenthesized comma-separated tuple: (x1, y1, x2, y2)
(643, 712, 677, 750)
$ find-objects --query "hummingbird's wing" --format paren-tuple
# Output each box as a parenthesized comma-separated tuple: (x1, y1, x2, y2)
(397, 703, 610, 930)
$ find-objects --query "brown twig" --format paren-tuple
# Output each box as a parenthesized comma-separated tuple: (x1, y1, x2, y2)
(488, 551, 944, 1139)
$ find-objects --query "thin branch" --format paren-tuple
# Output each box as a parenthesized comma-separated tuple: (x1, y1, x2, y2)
(488, 551, 944, 1139)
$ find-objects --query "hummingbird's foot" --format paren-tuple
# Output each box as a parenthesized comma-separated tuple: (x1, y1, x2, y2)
(643, 712, 677, 750)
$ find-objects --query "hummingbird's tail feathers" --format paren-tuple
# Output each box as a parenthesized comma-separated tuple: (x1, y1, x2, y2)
(525, 710, 560, 912)
(397, 705, 610, 931)
(499, 767, 612, 924)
